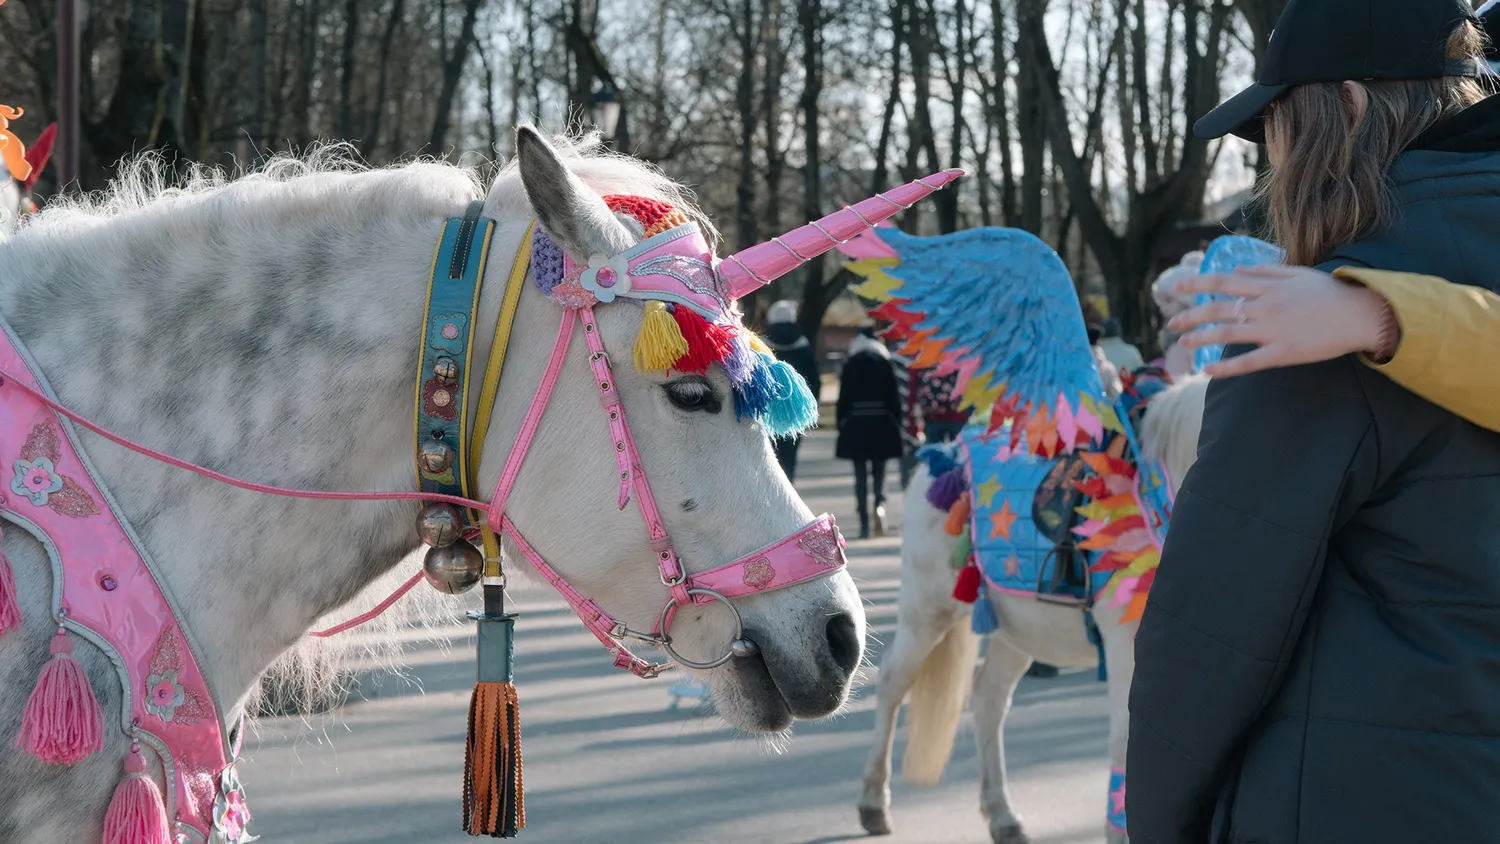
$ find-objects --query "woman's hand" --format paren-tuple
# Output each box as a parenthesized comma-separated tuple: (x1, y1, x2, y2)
(1168, 264, 1397, 377)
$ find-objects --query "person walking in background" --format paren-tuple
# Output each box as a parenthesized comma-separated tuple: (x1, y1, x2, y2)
(837, 328, 903, 539)
(763, 300, 821, 482)
(911, 367, 971, 444)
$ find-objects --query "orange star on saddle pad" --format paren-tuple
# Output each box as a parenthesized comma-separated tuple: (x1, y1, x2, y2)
(989, 500, 1019, 541)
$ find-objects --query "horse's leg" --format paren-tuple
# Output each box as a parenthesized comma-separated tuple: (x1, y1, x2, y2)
(972, 622, 1035, 844)
(1096, 604, 1140, 844)
(857, 612, 954, 836)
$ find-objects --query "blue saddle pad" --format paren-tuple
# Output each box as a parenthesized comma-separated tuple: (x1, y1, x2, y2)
(959, 428, 1104, 602)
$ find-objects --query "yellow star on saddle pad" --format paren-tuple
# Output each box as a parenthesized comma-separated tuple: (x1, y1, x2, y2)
(977, 476, 1003, 507)
(989, 500, 1019, 541)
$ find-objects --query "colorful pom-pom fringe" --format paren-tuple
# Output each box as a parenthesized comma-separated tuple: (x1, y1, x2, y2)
(916, 444, 958, 479)
(944, 493, 971, 537)
(927, 467, 966, 511)
(763, 361, 818, 438)
(672, 306, 736, 375)
(948, 530, 972, 570)
(634, 301, 689, 372)
(733, 353, 783, 421)
(971, 590, 998, 634)
(953, 563, 981, 604)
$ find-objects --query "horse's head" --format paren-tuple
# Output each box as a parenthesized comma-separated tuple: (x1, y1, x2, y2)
(464, 130, 958, 731)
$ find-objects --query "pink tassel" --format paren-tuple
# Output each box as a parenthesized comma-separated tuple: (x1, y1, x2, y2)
(103, 743, 172, 844)
(0, 543, 20, 637)
(17, 626, 103, 765)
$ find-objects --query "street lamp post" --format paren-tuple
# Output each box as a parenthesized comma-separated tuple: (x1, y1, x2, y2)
(588, 87, 622, 147)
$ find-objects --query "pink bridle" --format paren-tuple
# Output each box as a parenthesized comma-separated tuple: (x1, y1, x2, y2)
(484, 302, 849, 676)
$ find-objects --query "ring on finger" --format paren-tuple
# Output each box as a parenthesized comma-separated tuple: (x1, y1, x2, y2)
(1231, 298, 1247, 324)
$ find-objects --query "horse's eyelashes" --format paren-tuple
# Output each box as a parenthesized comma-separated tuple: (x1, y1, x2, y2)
(663, 378, 722, 414)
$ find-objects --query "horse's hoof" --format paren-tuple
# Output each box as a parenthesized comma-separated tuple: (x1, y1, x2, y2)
(859, 807, 892, 836)
(991, 822, 1031, 844)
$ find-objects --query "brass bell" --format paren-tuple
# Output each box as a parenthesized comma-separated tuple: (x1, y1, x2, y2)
(415, 503, 463, 547)
(417, 438, 455, 474)
(423, 543, 484, 594)
(433, 357, 459, 385)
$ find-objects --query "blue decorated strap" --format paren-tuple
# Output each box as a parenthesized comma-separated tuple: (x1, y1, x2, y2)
(415, 200, 494, 519)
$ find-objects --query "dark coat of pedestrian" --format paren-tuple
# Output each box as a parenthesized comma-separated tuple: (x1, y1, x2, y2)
(836, 330, 902, 537)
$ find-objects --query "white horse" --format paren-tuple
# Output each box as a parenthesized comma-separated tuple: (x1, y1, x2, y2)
(0, 132, 866, 841)
(858, 375, 1209, 844)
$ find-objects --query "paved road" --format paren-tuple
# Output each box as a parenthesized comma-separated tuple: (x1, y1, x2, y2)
(241, 431, 1112, 843)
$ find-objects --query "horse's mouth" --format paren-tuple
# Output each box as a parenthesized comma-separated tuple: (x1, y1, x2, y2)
(717, 626, 855, 732)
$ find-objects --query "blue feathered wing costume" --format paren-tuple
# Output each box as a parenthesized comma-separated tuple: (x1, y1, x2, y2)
(841, 226, 1163, 624)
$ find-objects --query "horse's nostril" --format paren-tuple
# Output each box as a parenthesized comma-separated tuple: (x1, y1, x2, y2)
(825, 612, 862, 675)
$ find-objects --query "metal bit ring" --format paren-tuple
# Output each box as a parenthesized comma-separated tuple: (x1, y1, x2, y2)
(657, 588, 746, 670)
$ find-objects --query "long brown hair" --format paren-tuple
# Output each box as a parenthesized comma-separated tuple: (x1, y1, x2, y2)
(1257, 22, 1489, 266)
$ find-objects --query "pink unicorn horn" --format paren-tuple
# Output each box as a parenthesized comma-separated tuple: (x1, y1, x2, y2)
(717, 169, 966, 300)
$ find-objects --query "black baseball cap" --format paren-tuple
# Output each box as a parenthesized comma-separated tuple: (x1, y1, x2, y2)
(1195, 0, 1485, 142)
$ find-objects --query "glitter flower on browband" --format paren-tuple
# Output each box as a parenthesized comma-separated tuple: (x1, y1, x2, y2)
(531, 170, 964, 436)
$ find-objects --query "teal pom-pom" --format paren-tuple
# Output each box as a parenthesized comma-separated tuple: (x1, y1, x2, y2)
(763, 360, 818, 438)
(971, 589, 998, 635)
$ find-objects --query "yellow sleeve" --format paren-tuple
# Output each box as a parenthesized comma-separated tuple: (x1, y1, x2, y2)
(1332, 267, 1500, 434)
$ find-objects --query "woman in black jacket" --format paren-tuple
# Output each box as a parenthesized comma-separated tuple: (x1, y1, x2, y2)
(1127, 2, 1500, 842)
(836, 329, 903, 538)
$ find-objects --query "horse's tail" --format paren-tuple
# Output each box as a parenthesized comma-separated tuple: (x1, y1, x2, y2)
(900, 617, 980, 785)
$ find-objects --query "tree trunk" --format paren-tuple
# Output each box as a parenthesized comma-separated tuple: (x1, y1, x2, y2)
(796, 0, 830, 340)
(761, 0, 787, 235)
(430, 0, 485, 152)
(734, 0, 759, 249)
(871, 0, 906, 194)
(989, 0, 1018, 225)
(1014, 0, 1046, 234)
(338, 0, 360, 140)
(366, 0, 405, 157)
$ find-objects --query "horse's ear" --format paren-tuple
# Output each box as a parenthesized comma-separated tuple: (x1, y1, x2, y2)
(513, 126, 634, 260)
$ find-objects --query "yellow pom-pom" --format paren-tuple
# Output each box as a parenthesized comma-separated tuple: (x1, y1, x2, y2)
(747, 333, 773, 355)
(634, 301, 689, 372)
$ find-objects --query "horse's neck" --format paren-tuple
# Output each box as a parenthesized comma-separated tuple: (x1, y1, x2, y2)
(0, 198, 535, 716)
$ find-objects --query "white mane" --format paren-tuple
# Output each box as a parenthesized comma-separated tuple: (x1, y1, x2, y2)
(1139, 374, 1209, 496)
(7, 136, 718, 720)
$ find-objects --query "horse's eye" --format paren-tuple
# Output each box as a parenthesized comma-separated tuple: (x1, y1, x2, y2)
(664, 377, 722, 414)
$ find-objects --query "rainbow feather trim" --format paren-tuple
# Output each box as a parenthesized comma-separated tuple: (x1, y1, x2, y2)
(1072, 451, 1163, 624)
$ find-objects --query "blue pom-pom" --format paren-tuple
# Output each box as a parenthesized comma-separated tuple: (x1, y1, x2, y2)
(926, 466, 966, 511)
(971, 590, 998, 635)
(732, 353, 781, 420)
(915, 443, 958, 477)
(763, 360, 819, 438)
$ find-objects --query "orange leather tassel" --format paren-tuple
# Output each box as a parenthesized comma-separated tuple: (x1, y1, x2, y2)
(464, 681, 524, 837)
(465, 584, 524, 838)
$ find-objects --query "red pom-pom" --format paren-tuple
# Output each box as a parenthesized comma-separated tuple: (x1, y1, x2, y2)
(671, 307, 737, 374)
(953, 564, 982, 604)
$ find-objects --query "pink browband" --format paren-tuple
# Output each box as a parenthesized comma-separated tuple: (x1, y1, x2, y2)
(0, 298, 848, 680)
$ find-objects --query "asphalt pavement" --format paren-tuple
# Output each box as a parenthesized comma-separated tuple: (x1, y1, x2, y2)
(240, 429, 1113, 844)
